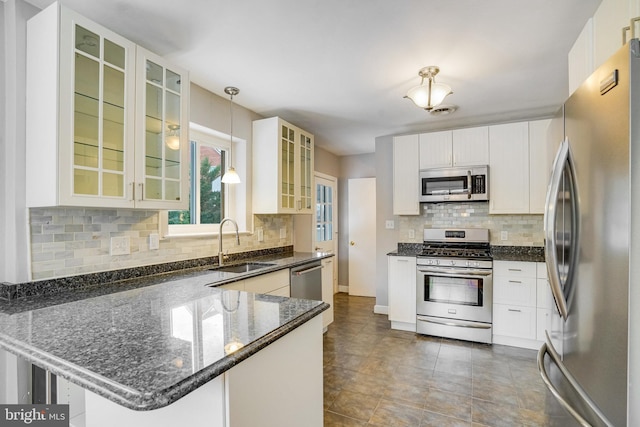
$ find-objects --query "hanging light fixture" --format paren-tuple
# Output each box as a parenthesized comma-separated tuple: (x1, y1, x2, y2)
(165, 124, 180, 150)
(221, 86, 241, 184)
(404, 66, 453, 111)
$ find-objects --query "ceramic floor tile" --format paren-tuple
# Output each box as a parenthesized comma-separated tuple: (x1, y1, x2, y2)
(420, 410, 474, 427)
(328, 389, 379, 422)
(424, 388, 473, 421)
(368, 398, 424, 427)
(324, 410, 367, 427)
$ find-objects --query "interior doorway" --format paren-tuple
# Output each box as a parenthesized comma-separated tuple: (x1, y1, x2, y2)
(313, 173, 338, 293)
(348, 177, 376, 297)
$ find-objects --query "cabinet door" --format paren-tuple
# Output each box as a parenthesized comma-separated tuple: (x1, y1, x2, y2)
(419, 131, 452, 169)
(493, 304, 536, 339)
(58, 7, 136, 207)
(489, 122, 530, 214)
(529, 119, 551, 214)
(279, 122, 297, 213)
(321, 258, 334, 328)
(393, 135, 420, 215)
(135, 47, 189, 209)
(297, 130, 314, 213)
(387, 256, 416, 324)
(568, 18, 594, 96)
(452, 127, 489, 166)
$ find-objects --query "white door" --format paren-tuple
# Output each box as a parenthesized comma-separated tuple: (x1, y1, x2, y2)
(314, 173, 338, 293)
(348, 178, 376, 297)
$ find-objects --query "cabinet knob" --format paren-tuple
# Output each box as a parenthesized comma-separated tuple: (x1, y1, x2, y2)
(350, 241, 355, 246)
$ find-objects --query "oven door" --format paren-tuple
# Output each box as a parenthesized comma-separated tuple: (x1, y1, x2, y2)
(416, 266, 492, 324)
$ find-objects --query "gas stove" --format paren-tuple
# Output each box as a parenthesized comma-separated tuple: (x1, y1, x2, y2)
(417, 228, 492, 268)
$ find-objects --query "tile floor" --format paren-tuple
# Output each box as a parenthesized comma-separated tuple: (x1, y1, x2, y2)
(323, 293, 573, 427)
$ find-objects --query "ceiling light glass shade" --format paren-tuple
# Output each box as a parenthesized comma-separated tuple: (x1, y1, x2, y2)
(166, 125, 180, 150)
(221, 167, 241, 184)
(404, 66, 453, 111)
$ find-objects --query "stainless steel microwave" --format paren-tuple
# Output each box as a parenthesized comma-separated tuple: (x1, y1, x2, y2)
(419, 165, 489, 202)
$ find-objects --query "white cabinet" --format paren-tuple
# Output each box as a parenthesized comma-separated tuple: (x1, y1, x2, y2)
(568, 19, 595, 96)
(493, 260, 550, 349)
(529, 119, 552, 214)
(393, 134, 420, 215)
(387, 255, 416, 331)
(26, 3, 189, 209)
(252, 117, 314, 214)
(419, 131, 452, 169)
(245, 269, 290, 296)
(419, 127, 488, 169)
(321, 257, 335, 328)
(489, 122, 530, 214)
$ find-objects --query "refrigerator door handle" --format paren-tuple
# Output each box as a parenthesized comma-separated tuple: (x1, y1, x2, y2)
(537, 333, 614, 427)
(544, 137, 570, 320)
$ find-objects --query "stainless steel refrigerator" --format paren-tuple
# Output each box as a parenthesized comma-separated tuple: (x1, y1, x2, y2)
(538, 39, 640, 426)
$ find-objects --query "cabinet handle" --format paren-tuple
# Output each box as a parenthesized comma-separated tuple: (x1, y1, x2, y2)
(508, 308, 522, 312)
(508, 268, 522, 272)
(129, 182, 135, 201)
(508, 280, 522, 284)
(397, 259, 408, 262)
(138, 183, 144, 201)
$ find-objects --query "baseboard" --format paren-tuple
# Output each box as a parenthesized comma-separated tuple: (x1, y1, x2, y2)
(374, 305, 388, 315)
(338, 285, 349, 293)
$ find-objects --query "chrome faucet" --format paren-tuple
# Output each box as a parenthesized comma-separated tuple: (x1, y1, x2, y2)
(218, 218, 240, 266)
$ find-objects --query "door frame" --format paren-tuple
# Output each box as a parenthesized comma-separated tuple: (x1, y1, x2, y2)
(313, 172, 338, 293)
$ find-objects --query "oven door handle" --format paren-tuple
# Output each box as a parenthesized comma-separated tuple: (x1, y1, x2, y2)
(417, 315, 492, 329)
(417, 267, 492, 277)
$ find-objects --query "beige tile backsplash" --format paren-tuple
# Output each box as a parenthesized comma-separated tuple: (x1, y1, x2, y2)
(29, 208, 292, 280)
(398, 202, 544, 246)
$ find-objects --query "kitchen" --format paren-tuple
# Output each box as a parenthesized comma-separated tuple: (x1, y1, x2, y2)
(2, 0, 640, 426)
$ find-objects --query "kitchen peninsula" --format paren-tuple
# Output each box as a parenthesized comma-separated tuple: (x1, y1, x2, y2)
(0, 253, 330, 427)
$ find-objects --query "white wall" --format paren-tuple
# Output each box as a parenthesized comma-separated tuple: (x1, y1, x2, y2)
(1, 0, 38, 283)
(374, 136, 395, 307)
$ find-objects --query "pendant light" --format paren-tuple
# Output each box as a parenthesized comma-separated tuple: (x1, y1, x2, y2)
(221, 86, 241, 184)
(404, 66, 453, 111)
(166, 125, 180, 150)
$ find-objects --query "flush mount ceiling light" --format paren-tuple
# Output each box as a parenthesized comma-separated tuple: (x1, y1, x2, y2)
(221, 86, 241, 184)
(166, 124, 180, 150)
(404, 66, 453, 111)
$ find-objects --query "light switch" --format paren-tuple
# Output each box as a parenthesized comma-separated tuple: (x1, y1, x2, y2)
(280, 227, 287, 239)
(501, 231, 508, 241)
(110, 236, 130, 256)
(408, 229, 415, 239)
(385, 220, 395, 229)
(149, 233, 160, 250)
(257, 228, 264, 242)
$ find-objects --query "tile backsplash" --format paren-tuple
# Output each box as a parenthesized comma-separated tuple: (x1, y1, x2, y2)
(398, 202, 543, 246)
(29, 208, 292, 280)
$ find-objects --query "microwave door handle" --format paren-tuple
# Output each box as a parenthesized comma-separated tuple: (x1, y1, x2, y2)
(544, 137, 570, 320)
(417, 267, 492, 277)
(467, 170, 472, 199)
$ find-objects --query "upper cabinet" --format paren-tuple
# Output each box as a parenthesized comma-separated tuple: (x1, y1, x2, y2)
(252, 117, 314, 214)
(419, 127, 488, 169)
(26, 3, 189, 209)
(393, 134, 420, 215)
(489, 120, 551, 214)
(489, 122, 530, 214)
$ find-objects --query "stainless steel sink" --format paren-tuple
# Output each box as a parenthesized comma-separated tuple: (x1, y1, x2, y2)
(209, 262, 275, 274)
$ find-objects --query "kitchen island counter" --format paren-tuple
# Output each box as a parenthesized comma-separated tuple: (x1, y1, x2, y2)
(0, 253, 329, 426)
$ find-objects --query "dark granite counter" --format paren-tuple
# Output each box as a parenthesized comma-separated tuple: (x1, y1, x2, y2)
(0, 252, 330, 410)
(491, 246, 545, 262)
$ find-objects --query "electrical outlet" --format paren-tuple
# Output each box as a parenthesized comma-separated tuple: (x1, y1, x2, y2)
(385, 220, 395, 229)
(501, 231, 508, 241)
(257, 228, 264, 242)
(408, 229, 415, 239)
(110, 236, 130, 256)
(149, 233, 160, 250)
(280, 227, 286, 239)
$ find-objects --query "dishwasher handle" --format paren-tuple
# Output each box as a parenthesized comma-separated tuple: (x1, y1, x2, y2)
(292, 265, 323, 276)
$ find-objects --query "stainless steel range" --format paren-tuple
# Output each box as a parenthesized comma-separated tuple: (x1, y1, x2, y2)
(416, 228, 493, 344)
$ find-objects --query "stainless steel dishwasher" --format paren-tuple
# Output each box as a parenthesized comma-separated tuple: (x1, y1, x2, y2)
(290, 262, 323, 300)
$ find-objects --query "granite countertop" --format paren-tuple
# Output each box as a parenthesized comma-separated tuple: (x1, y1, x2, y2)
(0, 252, 330, 410)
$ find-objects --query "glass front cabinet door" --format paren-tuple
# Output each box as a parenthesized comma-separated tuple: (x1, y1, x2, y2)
(26, 3, 188, 209)
(253, 117, 314, 214)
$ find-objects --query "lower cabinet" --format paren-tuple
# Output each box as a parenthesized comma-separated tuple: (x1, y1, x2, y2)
(321, 258, 335, 329)
(492, 260, 551, 349)
(219, 269, 290, 296)
(387, 255, 416, 331)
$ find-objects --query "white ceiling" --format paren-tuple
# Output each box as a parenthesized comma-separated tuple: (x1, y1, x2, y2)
(27, 0, 601, 155)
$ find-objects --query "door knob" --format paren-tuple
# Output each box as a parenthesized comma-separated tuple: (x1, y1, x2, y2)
(350, 241, 355, 246)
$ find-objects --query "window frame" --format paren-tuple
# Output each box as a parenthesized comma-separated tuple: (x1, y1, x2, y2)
(164, 123, 236, 236)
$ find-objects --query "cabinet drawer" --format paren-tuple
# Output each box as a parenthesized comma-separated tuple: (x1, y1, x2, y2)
(493, 304, 536, 339)
(245, 269, 290, 294)
(493, 276, 536, 306)
(219, 281, 245, 291)
(268, 285, 290, 297)
(536, 262, 547, 278)
(493, 261, 536, 278)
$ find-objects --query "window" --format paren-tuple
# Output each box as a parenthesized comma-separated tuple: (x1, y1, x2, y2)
(167, 125, 234, 235)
